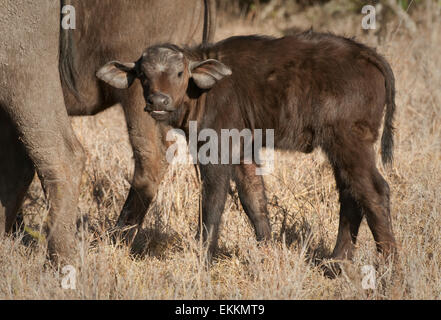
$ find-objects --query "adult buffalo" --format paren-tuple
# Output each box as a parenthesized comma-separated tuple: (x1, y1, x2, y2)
(0, 0, 215, 264)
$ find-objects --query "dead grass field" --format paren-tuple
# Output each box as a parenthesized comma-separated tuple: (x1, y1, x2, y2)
(0, 3, 440, 300)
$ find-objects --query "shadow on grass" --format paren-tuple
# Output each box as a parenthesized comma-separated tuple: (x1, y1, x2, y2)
(74, 213, 181, 260)
(279, 218, 342, 278)
(269, 199, 341, 278)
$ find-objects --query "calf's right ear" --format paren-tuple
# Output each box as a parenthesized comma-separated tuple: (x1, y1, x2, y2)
(190, 59, 232, 90)
(96, 61, 137, 89)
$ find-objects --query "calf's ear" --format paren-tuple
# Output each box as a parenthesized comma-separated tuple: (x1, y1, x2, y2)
(96, 61, 137, 89)
(190, 59, 232, 90)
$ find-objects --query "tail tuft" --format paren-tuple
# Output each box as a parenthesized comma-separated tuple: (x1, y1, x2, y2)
(381, 120, 395, 166)
(380, 64, 396, 167)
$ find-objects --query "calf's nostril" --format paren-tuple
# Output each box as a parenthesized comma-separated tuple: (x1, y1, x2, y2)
(147, 97, 154, 105)
(163, 97, 170, 106)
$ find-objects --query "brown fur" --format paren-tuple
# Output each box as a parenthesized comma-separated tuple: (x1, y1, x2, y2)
(99, 31, 398, 263)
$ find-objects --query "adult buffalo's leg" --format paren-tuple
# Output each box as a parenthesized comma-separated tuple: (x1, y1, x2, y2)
(233, 164, 271, 242)
(115, 86, 170, 242)
(0, 110, 35, 236)
(3, 79, 86, 266)
(198, 164, 231, 257)
(0, 1, 85, 265)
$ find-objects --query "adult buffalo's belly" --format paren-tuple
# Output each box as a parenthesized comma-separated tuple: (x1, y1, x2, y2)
(60, 0, 213, 242)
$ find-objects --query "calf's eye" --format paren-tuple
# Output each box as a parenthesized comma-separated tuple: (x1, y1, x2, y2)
(178, 71, 184, 78)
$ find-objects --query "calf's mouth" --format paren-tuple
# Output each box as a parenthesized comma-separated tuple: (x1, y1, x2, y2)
(144, 105, 172, 121)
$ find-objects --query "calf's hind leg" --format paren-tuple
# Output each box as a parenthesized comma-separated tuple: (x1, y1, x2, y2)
(325, 136, 396, 260)
(329, 163, 364, 260)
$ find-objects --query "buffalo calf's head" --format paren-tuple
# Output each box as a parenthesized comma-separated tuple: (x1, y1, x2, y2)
(97, 45, 232, 121)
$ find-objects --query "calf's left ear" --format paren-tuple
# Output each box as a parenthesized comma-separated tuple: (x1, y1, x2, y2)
(96, 61, 137, 89)
(190, 59, 232, 90)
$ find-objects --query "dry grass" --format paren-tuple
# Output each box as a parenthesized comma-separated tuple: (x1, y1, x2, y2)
(1, 4, 440, 300)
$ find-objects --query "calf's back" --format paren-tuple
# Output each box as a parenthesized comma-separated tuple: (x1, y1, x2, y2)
(193, 33, 392, 154)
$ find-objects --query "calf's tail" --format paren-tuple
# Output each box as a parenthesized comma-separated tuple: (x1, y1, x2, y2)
(361, 50, 397, 166)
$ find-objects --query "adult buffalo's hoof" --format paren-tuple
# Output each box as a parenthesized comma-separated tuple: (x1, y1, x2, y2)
(321, 260, 343, 279)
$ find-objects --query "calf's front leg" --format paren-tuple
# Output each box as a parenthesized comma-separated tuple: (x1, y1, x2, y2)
(233, 164, 272, 241)
(198, 164, 231, 257)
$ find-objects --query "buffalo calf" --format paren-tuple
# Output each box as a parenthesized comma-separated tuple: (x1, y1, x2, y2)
(98, 32, 397, 263)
